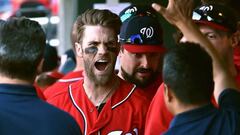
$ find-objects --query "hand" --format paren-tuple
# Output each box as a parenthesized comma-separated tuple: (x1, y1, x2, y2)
(152, 0, 194, 27)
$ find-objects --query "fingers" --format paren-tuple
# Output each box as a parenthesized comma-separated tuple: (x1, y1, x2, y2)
(152, 3, 165, 14)
(185, 0, 194, 18)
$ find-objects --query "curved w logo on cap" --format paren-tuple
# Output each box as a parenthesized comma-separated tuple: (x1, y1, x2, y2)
(140, 26, 154, 38)
(125, 6, 137, 14)
(199, 5, 213, 12)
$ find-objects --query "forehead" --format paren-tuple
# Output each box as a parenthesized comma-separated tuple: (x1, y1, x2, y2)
(199, 24, 231, 37)
(198, 25, 218, 33)
(82, 25, 117, 43)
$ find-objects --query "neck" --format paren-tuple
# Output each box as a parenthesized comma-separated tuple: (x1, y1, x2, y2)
(83, 75, 120, 106)
(0, 75, 32, 85)
(117, 69, 124, 80)
(73, 57, 84, 72)
(173, 102, 208, 115)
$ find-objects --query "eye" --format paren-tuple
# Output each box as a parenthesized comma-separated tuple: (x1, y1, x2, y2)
(89, 42, 98, 46)
(133, 53, 142, 58)
(205, 33, 217, 40)
(106, 42, 118, 52)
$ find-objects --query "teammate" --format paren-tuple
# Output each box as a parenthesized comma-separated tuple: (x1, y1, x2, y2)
(44, 19, 83, 99)
(145, 2, 240, 134)
(0, 17, 81, 135)
(118, 5, 166, 100)
(47, 9, 150, 135)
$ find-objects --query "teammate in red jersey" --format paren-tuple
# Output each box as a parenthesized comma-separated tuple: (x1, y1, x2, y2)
(145, 2, 240, 135)
(47, 9, 150, 135)
(118, 5, 166, 100)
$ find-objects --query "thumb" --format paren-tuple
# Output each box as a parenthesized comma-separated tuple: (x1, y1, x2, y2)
(152, 3, 165, 14)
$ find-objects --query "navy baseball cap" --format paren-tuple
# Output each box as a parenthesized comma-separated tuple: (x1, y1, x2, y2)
(119, 5, 165, 53)
(192, 3, 238, 33)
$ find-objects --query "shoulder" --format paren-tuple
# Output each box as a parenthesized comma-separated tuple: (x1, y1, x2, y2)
(41, 101, 82, 134)
(218, 88, 240, 111)
(112, 79, 151, 109)
(46, 80, 83, 104)
(58, 71, 83, 83)
(44, 76, 83, 99)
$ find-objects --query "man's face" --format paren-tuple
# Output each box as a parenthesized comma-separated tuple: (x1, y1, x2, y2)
(119, 49, 163, 88)
(77, 25, 119, 85)
(199, 25, 233, 58)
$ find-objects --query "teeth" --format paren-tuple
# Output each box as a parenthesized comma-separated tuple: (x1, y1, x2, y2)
(97, 59, 108, 62)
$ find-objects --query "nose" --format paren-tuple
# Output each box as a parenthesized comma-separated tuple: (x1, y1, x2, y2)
(97, 44, 108, 55)
(140, 55, 150, 68)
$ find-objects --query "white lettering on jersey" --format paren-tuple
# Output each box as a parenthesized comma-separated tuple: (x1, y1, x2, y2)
(108, 131, 123, 135)
(107, 128, 138, 135)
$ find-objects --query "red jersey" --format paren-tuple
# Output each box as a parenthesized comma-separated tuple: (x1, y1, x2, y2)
(34, 83, 46, 100)
(145, 83, 173, 135)
(44, 70, 83, 99)
(47, 78, 150, 135)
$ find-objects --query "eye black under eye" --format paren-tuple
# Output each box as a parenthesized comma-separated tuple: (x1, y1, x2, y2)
(107, 46, 118, 53)
(85, 46, 98, 54)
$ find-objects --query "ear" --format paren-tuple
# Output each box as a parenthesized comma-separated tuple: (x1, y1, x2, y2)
(164, 83, 173, 103)
(37, 58, 44, 75)
(75, 42, 83, 58)
(231, 31, 240, 48)
(118, 46, 124, 57)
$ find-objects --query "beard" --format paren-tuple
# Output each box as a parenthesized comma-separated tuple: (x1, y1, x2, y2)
(83, 58, 116, 86)
(121, 67, 158, 88)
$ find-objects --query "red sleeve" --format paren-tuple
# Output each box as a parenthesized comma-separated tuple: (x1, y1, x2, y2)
(34, 84, 46, 100)
(145, 83, 173, 135)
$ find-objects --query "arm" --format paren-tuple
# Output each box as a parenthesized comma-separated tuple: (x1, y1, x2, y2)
(152, 0, 238, 102)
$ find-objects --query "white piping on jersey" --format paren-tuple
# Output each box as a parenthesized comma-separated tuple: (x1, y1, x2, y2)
(69, 84, 87, 135)
(112, 84, 136, 109)
(58, 77, 83, 83)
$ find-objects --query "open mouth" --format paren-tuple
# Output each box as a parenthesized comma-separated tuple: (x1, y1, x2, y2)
(95, 59, 109, 71)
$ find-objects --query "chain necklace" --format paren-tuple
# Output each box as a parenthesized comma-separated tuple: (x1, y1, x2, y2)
(97, 80, 120, 110)
(86, 79, 120, 110)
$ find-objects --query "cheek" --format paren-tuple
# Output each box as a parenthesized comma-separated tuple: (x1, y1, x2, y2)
(120, 56, 137, 70)
(212, 39, 231, 51)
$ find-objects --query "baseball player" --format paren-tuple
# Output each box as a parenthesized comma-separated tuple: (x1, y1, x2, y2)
(47, 9, 150, 135)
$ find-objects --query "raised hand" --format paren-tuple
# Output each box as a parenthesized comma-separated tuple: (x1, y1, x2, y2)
(152, 0, 194, 27)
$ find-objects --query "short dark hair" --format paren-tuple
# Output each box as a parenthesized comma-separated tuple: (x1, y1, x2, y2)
(163, 42, 214, 105)
(0, 17, 46, 82)
(76, 9, 122, 43)
(42, 44, 59, 72)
